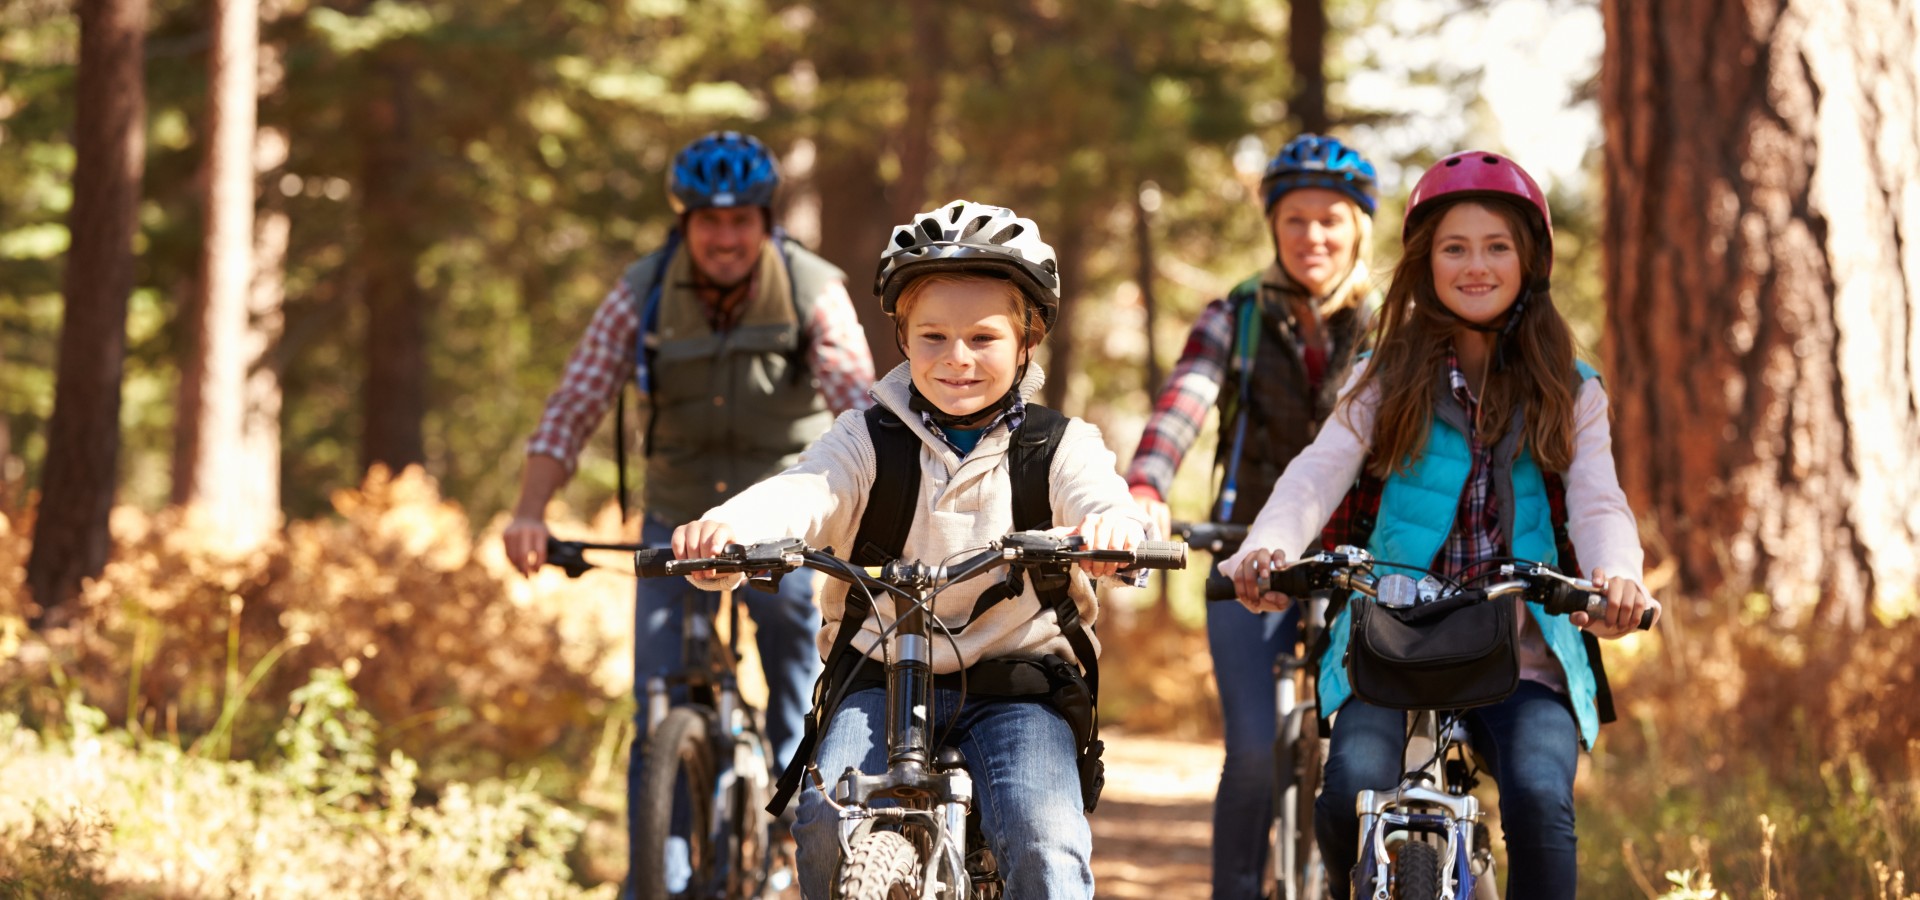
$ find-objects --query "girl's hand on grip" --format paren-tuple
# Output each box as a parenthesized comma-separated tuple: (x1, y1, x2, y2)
(1575, 566, 1660, 638)
(1233, 548, 1294, 614)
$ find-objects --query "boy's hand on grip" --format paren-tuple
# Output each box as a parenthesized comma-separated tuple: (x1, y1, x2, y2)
(672, 520, 737, 570)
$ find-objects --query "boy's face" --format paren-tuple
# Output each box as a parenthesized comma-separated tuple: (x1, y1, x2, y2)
(902, 279, 1026, 418)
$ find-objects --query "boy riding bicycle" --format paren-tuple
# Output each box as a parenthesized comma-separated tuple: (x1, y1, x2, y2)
(673, 200, 1150, 899)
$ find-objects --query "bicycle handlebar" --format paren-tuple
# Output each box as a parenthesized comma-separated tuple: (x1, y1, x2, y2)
(544, 536, 653, 579)
(1205, 547, 1655, 630)
(1171, 521, 1247, 554)
(635, 533, 1188, 585)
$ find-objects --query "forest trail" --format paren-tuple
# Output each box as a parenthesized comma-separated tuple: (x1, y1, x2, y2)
(1089, 730, 1222, 898)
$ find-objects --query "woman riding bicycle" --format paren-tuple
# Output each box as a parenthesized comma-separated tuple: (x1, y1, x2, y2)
(1222, 150, 1661, 898)
(673, 200, 1149, 898)
(1125, 133, 1378, 899)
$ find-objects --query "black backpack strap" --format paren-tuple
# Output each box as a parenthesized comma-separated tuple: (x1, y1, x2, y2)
(769, 406, 922, 816)
(851, 405, 922, 565)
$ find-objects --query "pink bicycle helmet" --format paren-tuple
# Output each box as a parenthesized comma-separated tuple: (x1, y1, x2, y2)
(1404, 151, 1552, 275)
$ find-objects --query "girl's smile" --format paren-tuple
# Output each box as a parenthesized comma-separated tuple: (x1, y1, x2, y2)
(1430, 202, 1523, 325)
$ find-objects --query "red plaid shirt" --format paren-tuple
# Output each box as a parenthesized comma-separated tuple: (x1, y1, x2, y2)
(525, 268, 875, 471)
(1125, 299, 1233, 498)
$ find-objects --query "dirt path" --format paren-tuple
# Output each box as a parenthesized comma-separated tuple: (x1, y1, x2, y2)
(1088, 730, 1222, 898)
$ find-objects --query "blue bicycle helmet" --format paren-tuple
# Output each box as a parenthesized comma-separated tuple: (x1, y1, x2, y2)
(667, 131, 780, 214)
(1260, 134, 1378, 216)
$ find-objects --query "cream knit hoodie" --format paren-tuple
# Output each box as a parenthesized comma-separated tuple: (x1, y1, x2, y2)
(692, 362, 1151, 673)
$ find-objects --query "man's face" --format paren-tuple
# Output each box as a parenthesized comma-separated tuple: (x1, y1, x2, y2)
(684, 206, 769, 287)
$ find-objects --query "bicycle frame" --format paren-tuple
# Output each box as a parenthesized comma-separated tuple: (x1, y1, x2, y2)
(824, 560, 984, 899)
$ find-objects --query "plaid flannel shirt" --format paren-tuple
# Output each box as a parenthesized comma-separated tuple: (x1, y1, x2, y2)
(1436, 355, 1502, 581)
(1125, 300, 1233, 499)
(525, 269, 874, 471)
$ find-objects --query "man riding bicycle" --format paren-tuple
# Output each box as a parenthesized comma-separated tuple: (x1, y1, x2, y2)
(501, 131, 875, 893)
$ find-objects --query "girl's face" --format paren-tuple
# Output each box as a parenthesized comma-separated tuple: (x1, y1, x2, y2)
(1271, 187, 1360, 297)
(902, 279, 1026, 417)
(1430, 202, 1524, 325)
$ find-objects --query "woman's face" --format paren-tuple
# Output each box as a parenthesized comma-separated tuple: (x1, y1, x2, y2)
(1270, 187, 1360, 297)
(902, 279, 1025, 417)
(1429, 202, 1524, 326)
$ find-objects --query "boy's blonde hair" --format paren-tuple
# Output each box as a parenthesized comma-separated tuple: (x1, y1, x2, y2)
(892, 272, 1050, 349)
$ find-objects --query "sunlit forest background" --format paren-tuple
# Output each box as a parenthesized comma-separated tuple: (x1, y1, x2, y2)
(3, 0, 1918, 896)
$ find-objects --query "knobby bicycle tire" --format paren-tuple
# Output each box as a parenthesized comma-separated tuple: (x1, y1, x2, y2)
(1273, 706, 1326, 900)
(1391, 840, 1444, 900)
(833, 829, 920, 900)
(636, 707, 717, 900)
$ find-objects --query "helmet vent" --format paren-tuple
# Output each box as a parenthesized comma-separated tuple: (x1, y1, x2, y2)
(947, 203, 966, 223)
(1482, 155, 1501, 165)
(1444, 157, 1463, 167)
(894, 230, 917, 249)
(919, 219, 944, 243)
(961, 215, 994, 240)
(989, 224, 1024, 245)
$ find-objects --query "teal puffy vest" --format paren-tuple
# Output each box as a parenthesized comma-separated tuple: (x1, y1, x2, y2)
(1318, 361, 1604, 748)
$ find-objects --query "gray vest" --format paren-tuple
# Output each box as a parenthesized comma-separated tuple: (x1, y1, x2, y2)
(623, 237, 844, 523)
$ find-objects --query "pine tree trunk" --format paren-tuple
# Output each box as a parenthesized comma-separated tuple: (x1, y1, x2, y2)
(25, 0, 148, 619)
(1600, 0, 1920, 626)
(1289, 0, 1330, 133)
(358, 54, 428, 475)
(178, 0, 281, 547)
(816, 146, 903, 374)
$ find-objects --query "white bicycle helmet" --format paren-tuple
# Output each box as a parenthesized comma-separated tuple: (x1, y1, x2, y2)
(874, 200, 1061, 329)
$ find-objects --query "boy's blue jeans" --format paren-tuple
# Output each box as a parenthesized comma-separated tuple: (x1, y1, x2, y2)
(1315, 680, 1580, 899)
(1205, 597, 1303, 899)
(794, 686, 1093, 900)
(631, 515, 823, 891)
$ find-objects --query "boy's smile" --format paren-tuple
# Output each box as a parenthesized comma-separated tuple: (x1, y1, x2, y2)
(902, 279, 1027, 418)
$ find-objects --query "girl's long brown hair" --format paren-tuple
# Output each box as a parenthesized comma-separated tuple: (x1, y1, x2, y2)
(1347, 196, 1581, 478)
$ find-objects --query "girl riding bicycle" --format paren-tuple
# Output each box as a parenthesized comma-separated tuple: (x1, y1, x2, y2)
(1125, 133, 1378, 899)
(673, 200, 1149, 899)
(1221, 151, 1661, 898)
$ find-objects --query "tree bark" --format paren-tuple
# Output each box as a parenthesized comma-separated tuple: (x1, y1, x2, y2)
(1289, 0, 1330, 133)
(25, 0, 148, 619)
(1041, 218, 1085, 412)
(176, 0, 281, 548)
(357, 54, 428, 474)
(816, 145, 904, 374)
(889, 0, 942, 228)
(1600, 0, 1920, 626)
(1136, 182, 1163, 394)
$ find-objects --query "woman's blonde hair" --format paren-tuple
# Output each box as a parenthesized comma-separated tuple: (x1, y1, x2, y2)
(1267, 197, 1376, 318)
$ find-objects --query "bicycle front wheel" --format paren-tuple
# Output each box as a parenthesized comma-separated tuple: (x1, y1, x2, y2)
(635, 707, 717, 900)
(1390, 839, 1443, 900)
(1273, 706, 1326, 900)
(833, 829, 920, 900)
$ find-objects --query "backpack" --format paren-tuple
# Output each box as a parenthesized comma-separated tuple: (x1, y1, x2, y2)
(768, 402, 1111, 815)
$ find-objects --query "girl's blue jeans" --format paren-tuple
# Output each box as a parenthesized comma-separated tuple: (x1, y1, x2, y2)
(1315, 680, 1580, 899)
(794, 686, 1093, 900)
(1205, 597, 1303, 898)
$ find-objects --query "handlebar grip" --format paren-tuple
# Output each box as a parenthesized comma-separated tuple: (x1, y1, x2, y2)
(1545, 581, 1657, 630)
(633, 548, 676, 578)
(1204, 573, 1238, 601)
(1268, 566, 1319, 598)
(1129, 540, 1188, 570)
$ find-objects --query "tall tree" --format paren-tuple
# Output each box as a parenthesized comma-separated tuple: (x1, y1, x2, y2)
(1600, 0, 1920, 626)
(356, 52, 429, 475)
(175, 0, 282, 548)
(1290, 0, 1330, 133)
(25, 0, 148, 618)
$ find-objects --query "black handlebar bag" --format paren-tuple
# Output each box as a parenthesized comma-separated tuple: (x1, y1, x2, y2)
(1346, 595, 1520, 710)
